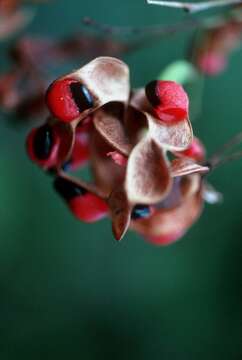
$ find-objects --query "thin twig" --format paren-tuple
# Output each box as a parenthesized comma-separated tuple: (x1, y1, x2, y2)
(147, 0, 242, 14)
(83, 16, 201, 37)
(211, 150, 242, 169)
(207, 132, 242, 168)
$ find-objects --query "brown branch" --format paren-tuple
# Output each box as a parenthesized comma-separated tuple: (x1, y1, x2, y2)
(210, 150, 242, 169)
(146, 0, 242, 14)
(208, 132, 242, 168)
(83, 16, 201, 37)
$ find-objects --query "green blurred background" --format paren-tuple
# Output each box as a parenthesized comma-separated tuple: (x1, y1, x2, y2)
(1, 1, 242, 359)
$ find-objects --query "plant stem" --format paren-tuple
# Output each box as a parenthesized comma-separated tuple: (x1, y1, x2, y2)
(208, 132, 242, 168)
(83, 16, 201, 37)
(147, 0, 242, 14)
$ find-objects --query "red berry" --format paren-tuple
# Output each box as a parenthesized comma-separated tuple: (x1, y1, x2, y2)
(54, 177, 108, 223)
(178, 137, 205, 162)
(145, 80, 189, 123)
(26, 124, 60, 170)
(45, 78, 94, 122)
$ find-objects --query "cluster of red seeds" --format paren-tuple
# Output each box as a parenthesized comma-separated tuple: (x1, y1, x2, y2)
(26, 57, 209, 245)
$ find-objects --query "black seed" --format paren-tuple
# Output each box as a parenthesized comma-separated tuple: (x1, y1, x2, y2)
(53, 177, 87, 201)
(47, 167, 57, 176)
(61, 160, 71, 172)
(70, 83, 94, 112)
(33, 125, 53, 160)
(131, 205, 151, 220)
(145, 80, 160, 106)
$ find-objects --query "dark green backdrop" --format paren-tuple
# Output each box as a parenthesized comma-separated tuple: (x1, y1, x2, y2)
(0, 1, 242, 359)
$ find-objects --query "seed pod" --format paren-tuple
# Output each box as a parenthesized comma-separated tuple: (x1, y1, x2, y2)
(175, 137, 205, 162)
(62, 123, 91, 171)
(46, 57, 130, 123)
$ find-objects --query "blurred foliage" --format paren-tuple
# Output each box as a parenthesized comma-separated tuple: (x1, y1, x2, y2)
(0, 0, 242, 359)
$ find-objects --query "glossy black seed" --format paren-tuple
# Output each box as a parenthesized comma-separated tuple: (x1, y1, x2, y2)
(70, 83, 94, 112)
(131, 205, 151, 220)
(61, 160, 71, 172)
(145, 80, 160, 106)
(53, 177, 87, 201)
(33, 125, 53, 160)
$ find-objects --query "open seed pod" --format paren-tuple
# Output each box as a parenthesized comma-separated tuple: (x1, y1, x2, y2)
(89, 128, 126, 196)
(155, 174, 201, 211)
(131, 175, 203, 246)
(130, 87, 193, 152)
(62, 120, 91, 171)
(125, 136, 172, 205)
(93, 102, 131, 156)
(46, 57, 130, 124)
(147, 112, 193, 152)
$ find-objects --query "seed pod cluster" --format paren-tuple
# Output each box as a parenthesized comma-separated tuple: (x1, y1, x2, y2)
(27, 56, 216, 245)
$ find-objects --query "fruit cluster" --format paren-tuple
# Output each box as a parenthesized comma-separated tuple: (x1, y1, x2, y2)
(26, 56, 215, 245)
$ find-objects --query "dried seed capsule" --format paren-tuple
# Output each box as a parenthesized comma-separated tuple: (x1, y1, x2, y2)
(62, 124, 90, 171)
(46, 78, 94, 122)
(145, 80, 189, 123)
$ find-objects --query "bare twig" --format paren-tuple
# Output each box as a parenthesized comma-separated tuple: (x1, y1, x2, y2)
(83, 16, 201, 37)
(147, 0, 242, 14)
(208, 132, 242, 168)
(210, 150, 242, 169)
(82, 17, 203, 55)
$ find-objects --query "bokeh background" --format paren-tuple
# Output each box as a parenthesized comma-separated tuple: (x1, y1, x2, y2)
(1, 1, 242, 359)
